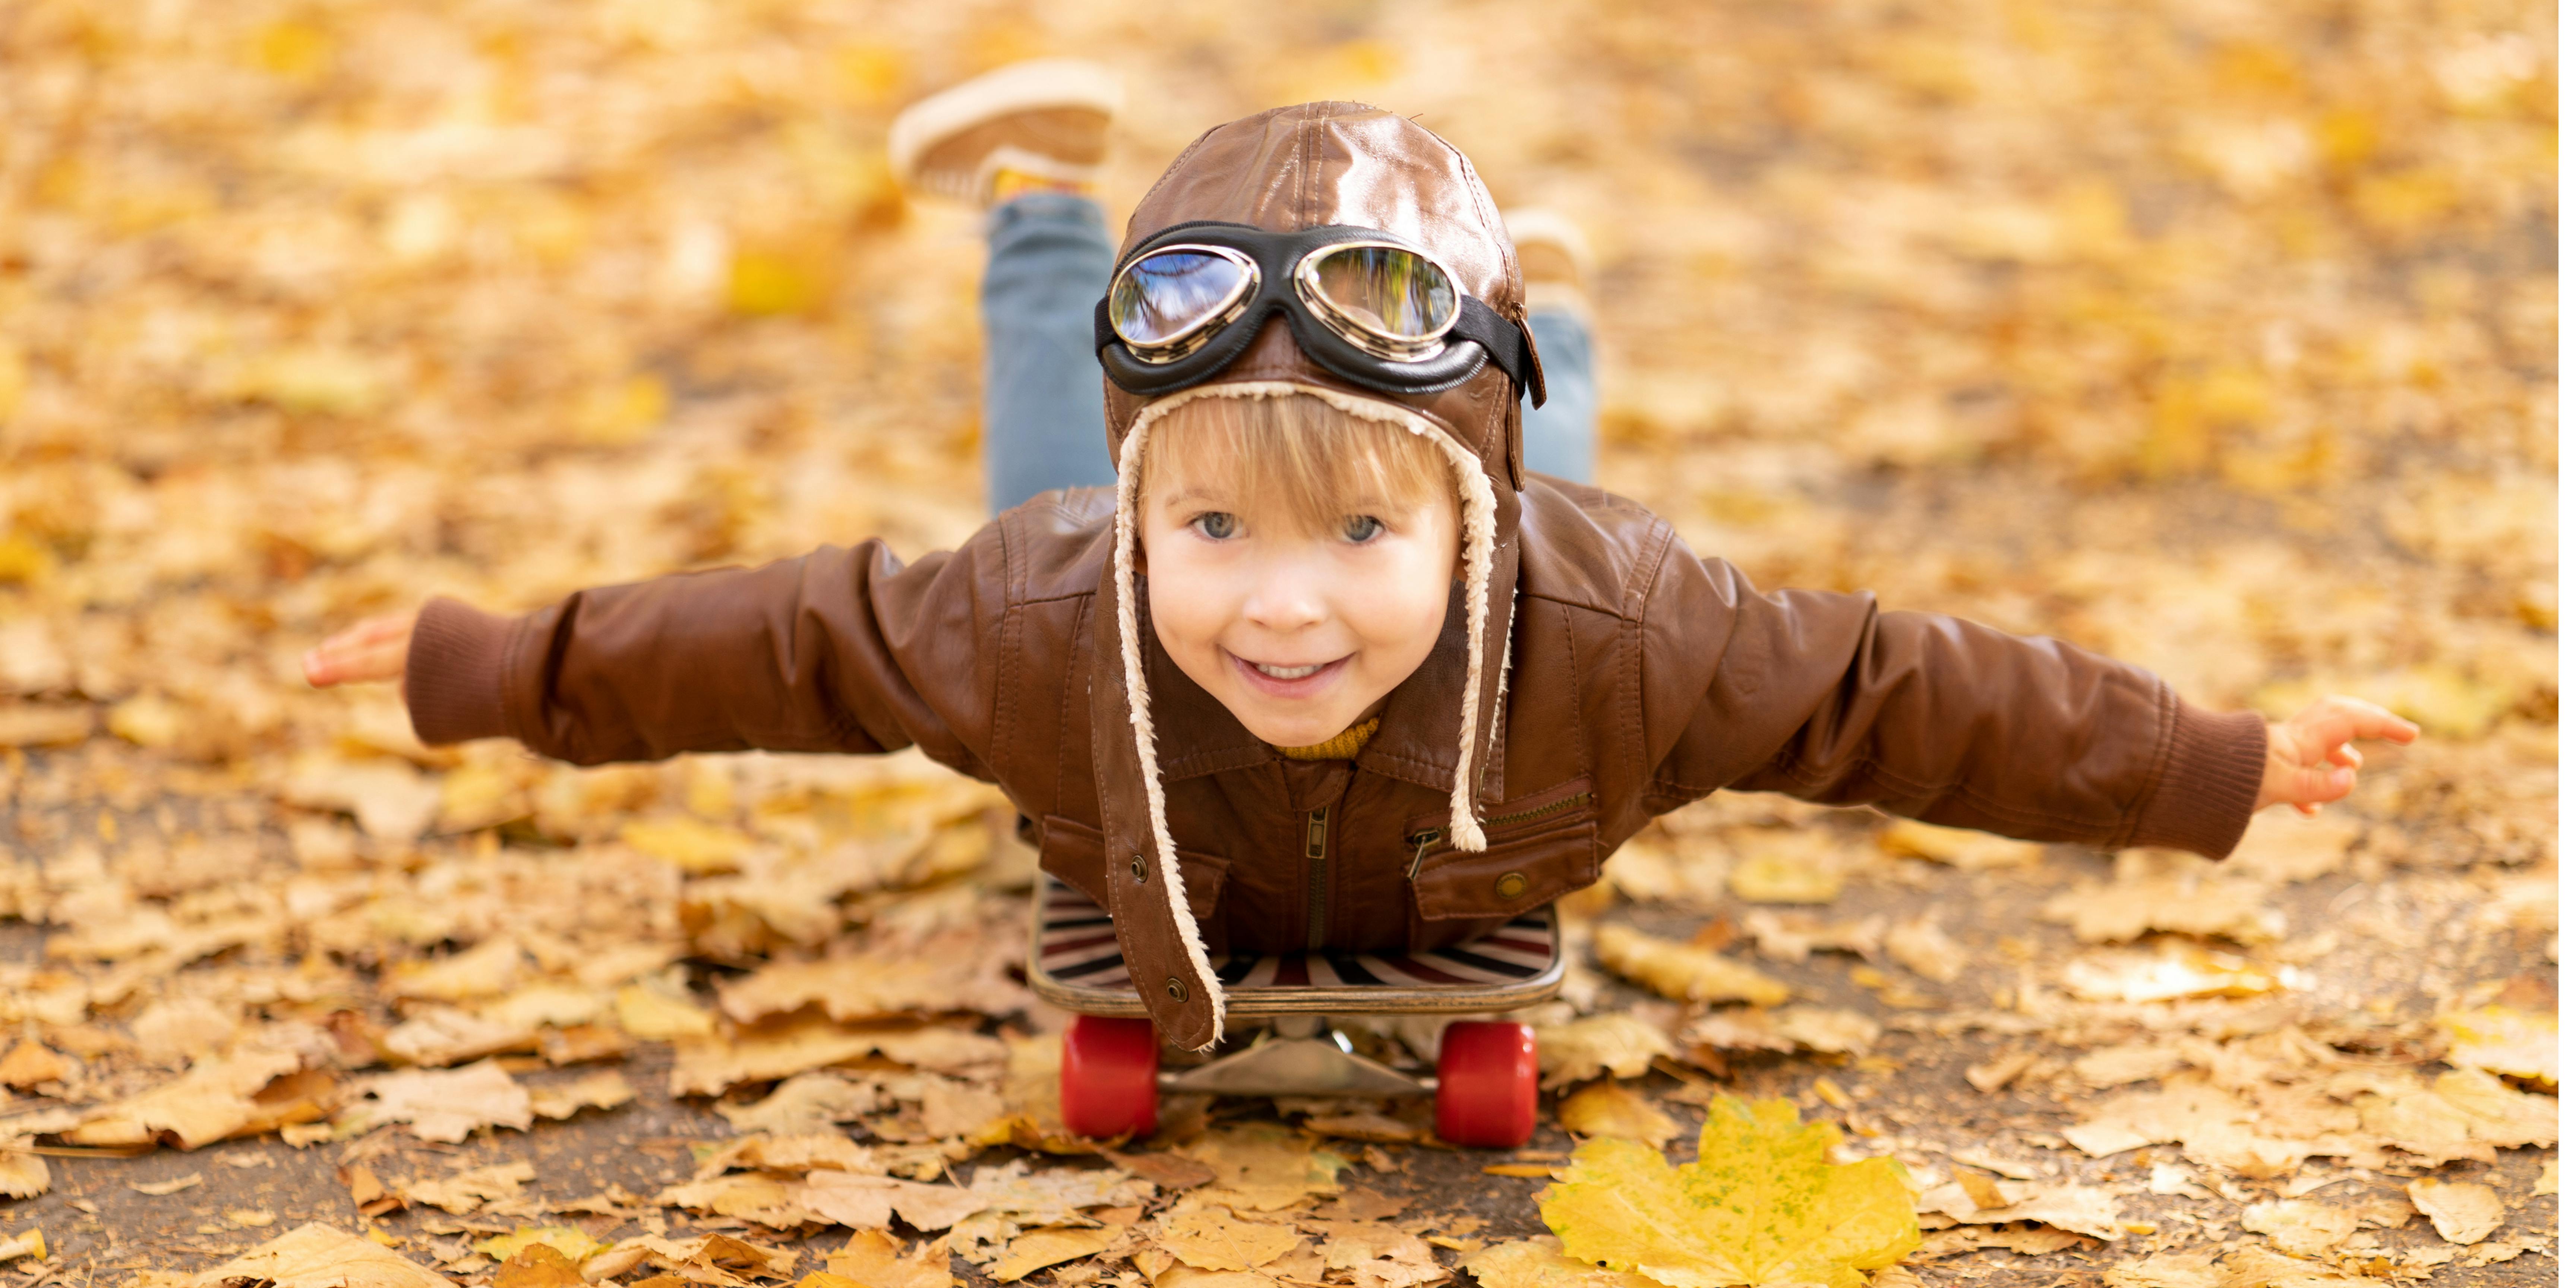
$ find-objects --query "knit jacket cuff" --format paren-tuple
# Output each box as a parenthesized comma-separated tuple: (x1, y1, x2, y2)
(403, 597, 520, 746)
(2130, 700, 2270, 859)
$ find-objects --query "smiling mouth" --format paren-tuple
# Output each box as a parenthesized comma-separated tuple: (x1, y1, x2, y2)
(1230, 651, 1350, 694)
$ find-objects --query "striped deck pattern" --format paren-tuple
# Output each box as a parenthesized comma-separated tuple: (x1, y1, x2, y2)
(1035, 875, 1557, 994)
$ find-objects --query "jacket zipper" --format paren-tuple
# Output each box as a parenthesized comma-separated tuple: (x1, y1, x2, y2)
(1304, 806, 1330, 950)
(1404, 790, 1594, 881)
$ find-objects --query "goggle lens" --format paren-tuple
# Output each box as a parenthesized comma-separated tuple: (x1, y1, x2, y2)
(1303, 244, 1459, 344)
(1109, 249, 1254, 351)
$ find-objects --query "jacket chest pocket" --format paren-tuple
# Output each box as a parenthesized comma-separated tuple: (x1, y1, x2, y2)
(1405, 778, 1598, 922)
(1039, 814, 1230, 920)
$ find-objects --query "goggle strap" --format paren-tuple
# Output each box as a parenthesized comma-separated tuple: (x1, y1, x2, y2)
(1451, 297, 1546, 409)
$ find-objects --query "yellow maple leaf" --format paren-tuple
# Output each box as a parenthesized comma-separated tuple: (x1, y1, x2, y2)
(1593, 925, 1791, 1006)
(1539, 1095, 1918, 1288)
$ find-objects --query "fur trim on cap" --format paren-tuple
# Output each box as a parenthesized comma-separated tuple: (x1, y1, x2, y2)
(1111, 382, 1502, 1034)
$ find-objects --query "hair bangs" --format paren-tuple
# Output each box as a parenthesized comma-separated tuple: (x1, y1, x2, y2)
(1141, 390, 1455, 536)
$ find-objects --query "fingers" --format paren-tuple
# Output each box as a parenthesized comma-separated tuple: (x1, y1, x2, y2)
(303, 612, 416, 688)
(2298, 695, 2421, 748)
(2284, 761, 2356, 806)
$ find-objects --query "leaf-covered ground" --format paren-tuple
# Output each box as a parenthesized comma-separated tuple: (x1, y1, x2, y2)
(0, 0, 2555, 1285)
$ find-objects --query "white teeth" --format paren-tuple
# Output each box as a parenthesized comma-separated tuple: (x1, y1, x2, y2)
(1254, 662, 1325, 680)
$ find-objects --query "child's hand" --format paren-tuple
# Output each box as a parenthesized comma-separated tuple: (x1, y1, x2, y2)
(2254, 695, 2419, 816)
(303, 611, 418, 688)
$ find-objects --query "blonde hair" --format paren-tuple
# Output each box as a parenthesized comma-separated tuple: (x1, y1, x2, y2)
(1138, 390, 1457, 536)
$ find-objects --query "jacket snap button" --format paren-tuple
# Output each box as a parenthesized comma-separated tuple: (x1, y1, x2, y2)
(1164, 977, 1188, 1001)
(1130, 854, 1148, 883)
(1493, 871, 1530, 899)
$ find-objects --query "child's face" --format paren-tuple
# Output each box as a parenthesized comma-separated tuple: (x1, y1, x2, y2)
(1141, 461, 1459, 749)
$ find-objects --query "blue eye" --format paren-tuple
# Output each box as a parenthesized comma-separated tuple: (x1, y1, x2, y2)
(1341, 515, 1385, 543)
(1192, 512, 1240, 540)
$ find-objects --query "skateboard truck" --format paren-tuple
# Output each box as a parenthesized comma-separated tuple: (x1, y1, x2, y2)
(1158, 1015, 1428, 1099)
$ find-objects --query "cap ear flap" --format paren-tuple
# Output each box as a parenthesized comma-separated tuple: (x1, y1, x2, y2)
(1503, 400, 1525, 492)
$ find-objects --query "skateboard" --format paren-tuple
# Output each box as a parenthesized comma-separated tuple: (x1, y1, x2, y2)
(1028, 875, 1565, 1147)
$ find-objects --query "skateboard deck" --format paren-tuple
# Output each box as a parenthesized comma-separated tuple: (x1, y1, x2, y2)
(1029, 875, 1564, 1017)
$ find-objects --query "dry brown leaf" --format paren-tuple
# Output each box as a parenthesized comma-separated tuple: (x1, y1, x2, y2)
(0, 1146, 50, 1200)
(616, 975, 720, 1039)
(528, 1069, 635, 1120)
(793, 1170, 993, 1232)
(388, 938, 526, 1001)
(1556, 1079, 1681, 1146)
(0, 1230, 45, 1264)
(1682, 1005, 1879, 1055)
(341, 1060, 534, 1143)
(697, 1130, 880, 1177)
(64, 1046, 307, 1149)
(193, 1222, 451, 1288)
(1105, 1150, 1217, 1192)
(1594, 924, 1791, 1004)
(2060, 947, 2287, 1004)
(1532, 1014, 1674, 1090)
(824, 1232, 959, 1288)
(494, 1244, 588, 1288)
(717, 946, 1028, 1024)
(2435, 1004, 2557, 1086)
(1914, 1179, 2127, 1239)
(2239, 1199, 2359, 1257)
(2100, 1250, 2227, 1288)
(1877, 820, 2040, 869)
(2404, 1177, 2504, 1244)
(1964, 1050, 2039, 1093)
(1883, 915, 1967, 984)
(670, 1016, 1005, 1096)
(1312, 1218, 1449, 1288)
(1179, 1122, 1347, 1210)
(1464, 1237, 1662, 1288)
(987, 1226, 1118, 1283)
(2042, 861, 2283, 945)
(1301, 1111, 1426, 1144)
(1739, 909, 1885, 962)
(719, 1071, 888, 1136)
(656, 1174, 817, 1228)
(1914, 1222, 2088, 1258)
(0, 1040, 70, 1089)
(402, 1161, 536, 1215)
(1153, 1208, 1301, 1271)
(2356, 1068, 2558, 1164)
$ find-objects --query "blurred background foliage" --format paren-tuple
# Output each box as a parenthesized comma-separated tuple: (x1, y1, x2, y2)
(0, 0, 2554, 768)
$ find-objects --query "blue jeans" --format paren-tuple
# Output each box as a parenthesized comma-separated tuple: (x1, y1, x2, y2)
(982, 193, 1598, 514)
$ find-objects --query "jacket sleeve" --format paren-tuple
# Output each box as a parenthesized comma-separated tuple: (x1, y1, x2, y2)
(400, 528, 1004, 781)
(1641, 547, 2269, 860)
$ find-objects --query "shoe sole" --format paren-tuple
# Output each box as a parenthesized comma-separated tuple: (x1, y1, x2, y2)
(1500, 207, 1594, 278)
(889, 59, 1124, 188)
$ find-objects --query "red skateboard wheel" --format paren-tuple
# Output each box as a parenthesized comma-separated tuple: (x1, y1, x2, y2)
(1061, 1014, 1160, 1140)
(1435, 1019, 1538, 1148)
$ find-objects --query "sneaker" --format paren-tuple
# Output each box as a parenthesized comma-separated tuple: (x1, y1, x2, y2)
(889, 59, 1122, 205)
(1502, 208, 1592, 317)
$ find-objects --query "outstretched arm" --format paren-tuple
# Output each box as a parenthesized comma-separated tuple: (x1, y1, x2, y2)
(306, 533, 1004, 778)
(1642, 550, 2397, 860)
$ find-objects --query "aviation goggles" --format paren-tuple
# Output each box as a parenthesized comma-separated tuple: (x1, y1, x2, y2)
(1093, 222, 1544, 405)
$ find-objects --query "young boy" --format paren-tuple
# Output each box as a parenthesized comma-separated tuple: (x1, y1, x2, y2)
(307, 69, 2416, 1054)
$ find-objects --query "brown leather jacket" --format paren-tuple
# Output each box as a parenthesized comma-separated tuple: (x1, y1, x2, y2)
(403, 105, 2270, 1050)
